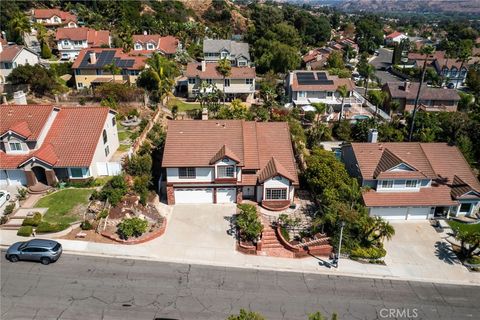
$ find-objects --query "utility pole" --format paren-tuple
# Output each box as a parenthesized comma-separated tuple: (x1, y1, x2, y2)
(336, 221, 346, 268)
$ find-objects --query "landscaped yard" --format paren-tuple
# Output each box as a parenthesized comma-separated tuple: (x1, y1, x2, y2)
(35, 189, 93, 225)
(168, 98, 201, 112)
(448, 220, 480, 233)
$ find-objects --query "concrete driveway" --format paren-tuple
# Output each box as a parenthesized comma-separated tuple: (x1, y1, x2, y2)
(384, 221, 473, 283)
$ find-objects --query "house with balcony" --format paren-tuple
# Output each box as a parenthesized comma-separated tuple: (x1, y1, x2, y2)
(342, 142, 480, 220)
(203, 39, 250, 67)
(131, 34, 181, 57)
(186, 61, 255, 102)
(0, 45, 39, 84)
(162, 120, 299, 210)
(382, 81, 460, 113)
(55, 27, 111, 60)
(72, 48, 146, 89)
(32, 8, 77, 28)
(0, 105, 120, 189)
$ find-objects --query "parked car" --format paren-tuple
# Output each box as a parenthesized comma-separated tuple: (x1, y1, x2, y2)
(5, 239, 62, 265)
(0, 190, 11, 207)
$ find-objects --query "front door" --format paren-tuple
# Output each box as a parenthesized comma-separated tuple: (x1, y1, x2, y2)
(32, 166, 48, 185)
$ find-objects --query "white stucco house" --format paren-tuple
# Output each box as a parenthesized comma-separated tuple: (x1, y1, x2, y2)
(162, 120, 299, 210)
(55, 27, 111, 60)
(0, 105, 120, 188)
(0, 45, 39, 84)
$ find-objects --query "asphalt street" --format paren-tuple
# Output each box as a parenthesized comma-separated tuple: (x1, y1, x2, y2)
(1, 252, 479, 320)
(370, 48, 404, 84)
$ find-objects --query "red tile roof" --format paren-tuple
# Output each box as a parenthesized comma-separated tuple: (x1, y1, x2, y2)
(132, 35, 179, 55)
(33, 9, 77, 23)
(72, 48, 146, 70)
(0, 105, 113, 169)
(0, 104, 53, 140)
(0, 45, 35, 63)
(56, 28, 110, 47)
(385, 31, 404, 39)
(258, 157, 297, 182)
(210, 145, 241, 164)
(162, 120, 298, 185)
(186, 62, 255, 79)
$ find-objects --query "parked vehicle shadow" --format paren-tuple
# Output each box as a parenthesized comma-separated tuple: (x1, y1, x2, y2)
(434, 241, 459, 265)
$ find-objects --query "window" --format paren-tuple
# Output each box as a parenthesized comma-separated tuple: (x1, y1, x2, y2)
(75, 69, 81, 75)
(224, 79, 230, 87)
(218, 165, 235, 178)
(298, 91, 307, 98)
(134, 43, 142, 50)
(220, 51, 228, 59)
(63, 40, 69, 45)
(238, 61, 247, 66)
(70, 168, 84, 178)
(327, 91, 334, 98)
(102, 129, 108, 144)
(77, 82, 83, 88)
(451, 67, 458, 77)
(188, 78, 196, 85)
(206, 79, 212, 84)
(179, 167, 196, 179)
(112, 117, 116, 127)
(9, 142, 22, 151)
(96, 69, 103, 75)
(405, 180, 418, 188)
(459, 203, 472, 213)
(245, 78, 253, 85)
(104, 146, 110, 157)
(147, 43, 155, 50)
(381, 180, 394, 188)
(265, 188, 287, 200)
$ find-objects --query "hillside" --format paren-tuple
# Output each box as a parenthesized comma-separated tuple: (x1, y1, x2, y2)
(335, 0, 480, 14)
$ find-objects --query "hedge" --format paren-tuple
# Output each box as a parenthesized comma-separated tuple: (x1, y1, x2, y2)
(36, 222, 69, 233)
(350, 246, 386, 259)
(17, 226, 33, 237)
(22, 212, 42, 227)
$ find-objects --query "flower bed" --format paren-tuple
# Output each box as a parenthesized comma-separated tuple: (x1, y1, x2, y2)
(276, 225, 333, 258)
(100, 218, 167, 245)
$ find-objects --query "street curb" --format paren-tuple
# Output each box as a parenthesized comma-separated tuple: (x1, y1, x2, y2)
(2, 244, 478, 287)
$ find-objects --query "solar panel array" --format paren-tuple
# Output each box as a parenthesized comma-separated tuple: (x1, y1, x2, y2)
(297, 72, 334, 85)
(78, 50, 133, 68)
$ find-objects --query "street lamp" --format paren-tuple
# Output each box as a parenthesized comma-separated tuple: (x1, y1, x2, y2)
(336, 221, 346, 268)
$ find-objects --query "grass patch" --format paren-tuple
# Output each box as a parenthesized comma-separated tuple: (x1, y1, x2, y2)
(118, 130, 131, 141)
(168, 98, 201, 112)
(118, 144, 130, 152)
(35, 189, 93, 225)
(448, 220, 480, 233)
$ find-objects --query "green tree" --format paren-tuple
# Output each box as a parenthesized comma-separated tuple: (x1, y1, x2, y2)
(456, 39, 473, 88)
(216, 58, 232, 106)
(104, 61, 121, 83)
(40, 41, 52, 59)
(453, 228, 480, 259)
(357, 55, 376, 97)
(327, 51, 345, 70)
(368, 90, 386, 123)
(236, 204, 263, 243)
(227, 309, 265, 320)
(8, 11, 31, 44)
(336, 85, 349, 122)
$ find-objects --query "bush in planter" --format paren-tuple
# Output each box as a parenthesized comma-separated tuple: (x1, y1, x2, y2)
(36, 222, 69, 233)
(80, 220, 93, 230)
(0, 216, 8, 225)
(117, 217, 148, 240)
(236, 204, 263, 243)
(22, 212, 42, 227)
(17, 226, 33, 237)
(3, 203, 16, 215)
(350, 246, 386, 260)
(280, 226, 290, 242)
(97, 209, 109, 220)
(17, 187, 28, 200)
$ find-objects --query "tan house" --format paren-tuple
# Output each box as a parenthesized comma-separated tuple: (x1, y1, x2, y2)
(0, 105, 120, 188)
(186, 61, 255, 102)
(72, 48, 147, 89)
(162, 120, 299, 210)
(382, 81, 460, 112)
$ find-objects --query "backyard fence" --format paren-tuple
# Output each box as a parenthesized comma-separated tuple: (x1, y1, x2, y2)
(96, 162, 122, 176)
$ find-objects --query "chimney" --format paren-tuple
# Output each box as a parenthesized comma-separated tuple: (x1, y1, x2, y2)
(404, 80, 410, 92)
(202, 108, 208, 120)
(13, 91, 27, 105)
(89, 52, 96, 64)
(368, 129, 378, 143)
(201, 60, 206, 72)
(143, 30, 147, 35)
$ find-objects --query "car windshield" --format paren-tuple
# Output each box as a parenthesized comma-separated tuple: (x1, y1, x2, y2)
(52, 243, 61, 252)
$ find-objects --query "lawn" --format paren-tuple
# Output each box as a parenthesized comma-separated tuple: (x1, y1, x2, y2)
(118, 130, 131, 141)
(35, 189, 93, 225)
(168, 98, 201, 112)
(448, 220, 480, 233)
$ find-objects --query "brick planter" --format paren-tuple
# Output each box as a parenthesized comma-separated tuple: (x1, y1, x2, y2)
(101, 219, 167, 245)
(275, 225, 333, 258)
(236, 241, 257, 255)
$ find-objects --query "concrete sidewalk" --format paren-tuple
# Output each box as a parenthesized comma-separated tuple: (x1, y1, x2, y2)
(1, 228, 479, 286)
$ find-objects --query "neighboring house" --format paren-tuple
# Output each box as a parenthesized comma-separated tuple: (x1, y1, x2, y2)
(433, 57, 480, 87)
(0, 45, 39, 84)
(382, 81, 460, 112)
(132, 34, 180, 57)
(385, 31, 408, 45)
(186, 61, 255, 102)
(342, 142, 480, 220)
(55, 27, 111, 60)
(203, 39, 250, 66)
(0, 105, 120, 188)
(162, 120, 299, 210)
(72, 48, 146, 89)
(32, 9, 77, 28)
(286, 70, 359, 107)
(302, 47, 333, 70)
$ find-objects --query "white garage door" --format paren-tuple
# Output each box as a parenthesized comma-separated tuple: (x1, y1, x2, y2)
(407, 207, 429, 220)
(0, 170, 27, 186)
(371, 207, 408, 220)
(217, 188, 236, 203)
(174, 188, 213, 204)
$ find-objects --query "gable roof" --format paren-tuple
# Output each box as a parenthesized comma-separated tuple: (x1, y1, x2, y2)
(162, 120, 298, 185)
(186, 62, 255, 79)
(210, 145, 241, 164)
(132, 35, 179, 54)
(373, 148, 425, 179)
(0, 45, 38, 63)
(203, 39, 250, 60)
(0, 104, 53, 141)
(72, 48, 146, 70)
(450, 176, 480, 199)
(384, 82, 460, 101)
(386, 31, 405, 39)
(258, 157, 297, 182)
(56, 28, 110, 47)
(33, 9, 77, 23)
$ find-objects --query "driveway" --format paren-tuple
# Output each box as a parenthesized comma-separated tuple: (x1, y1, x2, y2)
(384, 221, 473, 283)
(370, 47, 403, 84)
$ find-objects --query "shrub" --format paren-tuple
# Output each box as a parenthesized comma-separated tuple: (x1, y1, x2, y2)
(36, 222, 69, 233)
(17, 226, 33, 237)
(117, 217, 148, 240)
(17, 187, 28, 200)
(350, 246, 386, 259)
(22, 212, 42, 227)
(280, 226, 290, 242)
(98, 175, 128, 206)
(80, 220, 93, 230)
(3, 203, 16, 215)
(66, 178, 95, 188)
(1, 216, 8, 225)
(133, 175, 151, 205)
(227, 309, 265, 320)
(236, 204, 263, 243)
(97, 209, 109, 220)
(123, 154, 152, 176)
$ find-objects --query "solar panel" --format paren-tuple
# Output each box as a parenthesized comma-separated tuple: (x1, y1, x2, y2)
(297, 72, 334, 85)
(125, 60, 134, 67)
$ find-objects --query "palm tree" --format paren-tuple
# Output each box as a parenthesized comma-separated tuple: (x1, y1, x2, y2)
(146, 52, 180, 103)
(408, 45, 435, 141)
(442, 40, 455, 86)
(216, 58, 232, 106)
(9, 11, 31, 44)
(336, 85, 349, 122)
(373, 220, 395, 243)
(359, 63, 376, 97)
(260, 86, 277, 116)
(388, 100, 401, 119)
(368, 90, 386, 124)
(104, 61, 121, 83)
(311, 102, 327, 126)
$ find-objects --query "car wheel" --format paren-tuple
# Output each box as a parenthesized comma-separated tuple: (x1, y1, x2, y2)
(6, 195, 10, 201)
(40, 257, 50, 265)
(9, 255, 19, 263)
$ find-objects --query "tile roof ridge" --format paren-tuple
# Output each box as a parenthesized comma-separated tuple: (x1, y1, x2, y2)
(254, 121, 261, 168)
(418, 142, 439, 179)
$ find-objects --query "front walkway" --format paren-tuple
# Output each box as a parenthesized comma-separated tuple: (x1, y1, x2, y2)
(1, 207, 479, 286)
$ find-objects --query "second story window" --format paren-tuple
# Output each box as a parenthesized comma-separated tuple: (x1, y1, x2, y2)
(104, 146, 110, 157)
(206, 79, 212, 84)
(381, 180, 394, 188)
(103, 129, 108, 144)
(179, 167, 196, 179)
(112, 117, 116, 127)
(188, 78, 196, 85)
(9, 142, 22, 151)
(245, 78, 253, 85)
(218, 166, 235, 178)
(147, 43, 155, 50)
(134, 43, 142, 50)
(405, 180, 418, 188)
(224, 79, 230, 87)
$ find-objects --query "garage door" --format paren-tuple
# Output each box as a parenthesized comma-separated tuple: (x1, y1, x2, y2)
(217, 188, 236, 203)
(174, 188, 213, 204)
(0, 170, 27, 186)
(371, 207, 408, 220)
(407, 207, 429, 220)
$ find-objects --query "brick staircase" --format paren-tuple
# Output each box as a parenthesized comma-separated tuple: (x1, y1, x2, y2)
(258, 219, 294, 258)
